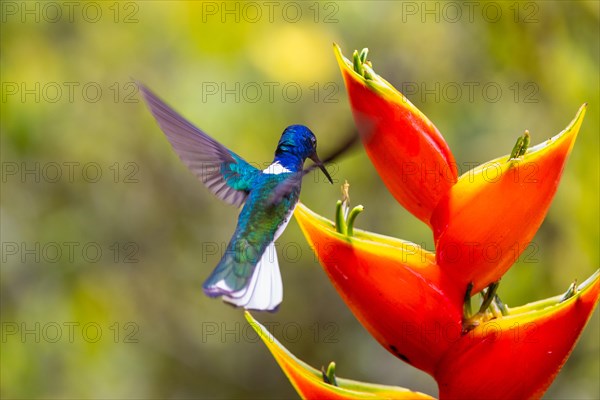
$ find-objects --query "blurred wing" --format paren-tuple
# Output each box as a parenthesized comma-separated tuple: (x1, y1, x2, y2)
(267, 172, 304, 207)
(267, 129, 361, 206)
(138, 82, 259, 207)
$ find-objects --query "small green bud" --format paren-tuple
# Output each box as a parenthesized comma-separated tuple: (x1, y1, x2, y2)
(352, 50, 364, 77)
(560, 279, 578, 302)
(321, 362, 338, 386)
(510, 130, 531, 159)
(359, 48, 369, 63)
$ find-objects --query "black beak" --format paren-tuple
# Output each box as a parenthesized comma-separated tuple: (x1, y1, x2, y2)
(310, 153, 333, 184)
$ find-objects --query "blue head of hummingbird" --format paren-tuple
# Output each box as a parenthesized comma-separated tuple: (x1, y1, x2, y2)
(138, 83, 332, 311)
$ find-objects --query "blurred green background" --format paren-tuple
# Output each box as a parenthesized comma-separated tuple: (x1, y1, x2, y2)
(1, 1, 598, 398)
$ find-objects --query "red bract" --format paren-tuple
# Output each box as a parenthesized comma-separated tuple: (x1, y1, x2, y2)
(294, 200, 599, 399)
(295, 203, 463, 376)
(435, 272, 599, 399)
(334, 44, 457, 226)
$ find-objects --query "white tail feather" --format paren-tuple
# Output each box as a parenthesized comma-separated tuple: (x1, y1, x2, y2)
(223, 242, 283, 311)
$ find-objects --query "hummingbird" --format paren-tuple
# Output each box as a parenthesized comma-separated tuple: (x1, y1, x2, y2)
(138, 83, 334, 311)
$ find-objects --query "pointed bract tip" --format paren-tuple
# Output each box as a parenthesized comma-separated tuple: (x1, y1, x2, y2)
(556, 103, 587, 144)
(575, 102, 587, 118)
(578, 269, 600, 292)
(572, 104, 588, 128)
(333, 43, 348, 70)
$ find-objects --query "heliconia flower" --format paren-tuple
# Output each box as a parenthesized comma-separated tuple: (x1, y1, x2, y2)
(435, 270, 599, 399)
(430, 104, 587, 294)
(244, 311, 435, 400)
(295, 200, 599, 398)
(242, 45, 598, 400)
(334, 44, 458, 226)
(294, 203, 464, 376)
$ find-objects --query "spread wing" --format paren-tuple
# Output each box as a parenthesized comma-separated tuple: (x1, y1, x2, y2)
(138, 82, 260, 207)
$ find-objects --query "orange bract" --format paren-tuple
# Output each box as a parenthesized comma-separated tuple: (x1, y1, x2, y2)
(430, 104, 586, 293)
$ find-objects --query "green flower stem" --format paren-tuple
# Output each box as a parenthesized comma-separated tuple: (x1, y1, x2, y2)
(478, 281, 500, 314)
(334, 181, 363, 237)
(494, 294, 510, 316)
(463, 282, 474, 318)
(463, 282, 504, 332)
(335, 200, 348, 235)
(346, 205, 364, 236)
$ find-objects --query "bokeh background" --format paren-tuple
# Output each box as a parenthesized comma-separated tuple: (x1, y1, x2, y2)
(1, 1, 598, 398)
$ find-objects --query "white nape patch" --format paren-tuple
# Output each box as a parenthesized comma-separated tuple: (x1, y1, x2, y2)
(263, 161, 291, 175)
(223, 242, 283, 311)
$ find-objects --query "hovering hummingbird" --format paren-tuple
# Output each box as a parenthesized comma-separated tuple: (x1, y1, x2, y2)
(138, 83, 335, 311)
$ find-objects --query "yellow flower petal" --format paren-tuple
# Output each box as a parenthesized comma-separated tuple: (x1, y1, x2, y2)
(245, 311, 435, 399)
